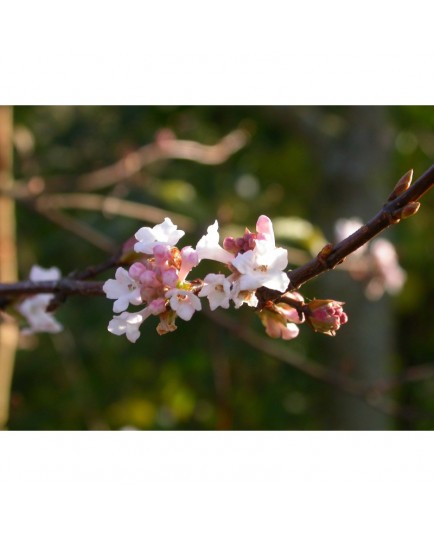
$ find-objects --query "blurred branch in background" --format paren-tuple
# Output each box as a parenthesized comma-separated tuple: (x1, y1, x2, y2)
(0, 106, 18, 430)
(76, 127, 250, 191)
(35, 193, 196, 232)
(207, 309, 431, 424)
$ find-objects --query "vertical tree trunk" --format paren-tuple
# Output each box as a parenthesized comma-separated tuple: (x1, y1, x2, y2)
(0, 106, 18, 430)
(316, 107, 394, 429)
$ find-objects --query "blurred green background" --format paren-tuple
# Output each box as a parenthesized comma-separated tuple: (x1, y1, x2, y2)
(6, 106, 434, 430)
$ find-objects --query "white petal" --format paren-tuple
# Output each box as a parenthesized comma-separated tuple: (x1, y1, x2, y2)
(29, 265, 61, 281)
(196, 221, 234, 264)
(134, 218, 184, 254)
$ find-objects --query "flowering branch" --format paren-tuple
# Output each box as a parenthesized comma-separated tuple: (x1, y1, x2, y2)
(1, 166, 434, 342)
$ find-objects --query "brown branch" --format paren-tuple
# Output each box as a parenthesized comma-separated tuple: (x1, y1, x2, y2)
(0, 279, 105, 299)
(258, 166, 434, 305)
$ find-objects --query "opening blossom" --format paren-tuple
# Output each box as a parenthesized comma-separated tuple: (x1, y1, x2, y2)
(103, 215, 348, 342)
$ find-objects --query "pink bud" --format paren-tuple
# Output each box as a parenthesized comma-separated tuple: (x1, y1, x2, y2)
(306, 299, 348, 336)
(139, 269, 160, 287)
(129, 262, 147, 280)
(178, 246, 199, 281)
(223, 236, 238, 254)
(274, 302, 303, 324)
(153, 244, 172, 264)
(148, 298, 167, 315)
(161, 267, 179, 287)
(259, 309, 300, 340)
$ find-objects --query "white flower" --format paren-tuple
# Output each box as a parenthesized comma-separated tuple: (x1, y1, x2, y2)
(108, 310, 148, 343)
(165, 288, 201, 321)
(17, 264, 63, 335)
(198, 273, 232, 310)
(230, 279, 259, 309)
(196, 221, 235, 264)
(29, 265, 62, 282)
(103, 267, 143, 313)
(334, 217, 367, 256)
(134, 218, 185, 255)
(18, 295, 63, 335)
(231, 239, 289, 292)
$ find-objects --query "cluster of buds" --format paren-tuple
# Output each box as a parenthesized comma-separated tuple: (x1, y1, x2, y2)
(103, 215, 348, 342)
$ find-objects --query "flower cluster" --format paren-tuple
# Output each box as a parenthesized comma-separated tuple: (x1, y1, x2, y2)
(103, 215, 295, 342)
(103, 215, 351, 343)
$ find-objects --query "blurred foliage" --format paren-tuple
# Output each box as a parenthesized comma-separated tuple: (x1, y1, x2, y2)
(6, 106, 434, 430)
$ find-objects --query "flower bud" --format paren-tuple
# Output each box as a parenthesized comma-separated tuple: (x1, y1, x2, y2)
(400, 201, 420, 220)
(305, 299, 348, 336)
(388, 169, 413, 201)
(222, 236, 238, 254)
(259, 309, 300, 340)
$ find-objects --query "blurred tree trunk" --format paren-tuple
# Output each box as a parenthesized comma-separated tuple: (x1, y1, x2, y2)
(314, 106, 395, 429)
(0, 106, 18, 430)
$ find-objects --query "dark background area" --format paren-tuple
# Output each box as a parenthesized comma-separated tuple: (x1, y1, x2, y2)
(6, 105, 434, 430)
